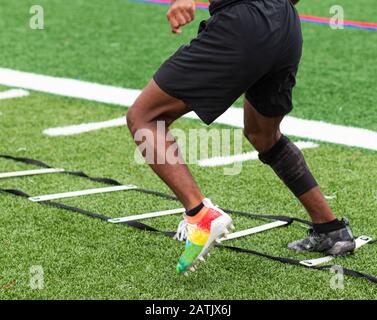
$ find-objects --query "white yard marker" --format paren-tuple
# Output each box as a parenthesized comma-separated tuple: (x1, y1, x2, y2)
(213, 107, 377, 151)
(28, 184, 138, 202)
(108, 207, 186, 223)
(198, 141, 319, 167)
(43, 108, 377, 152)
(0, 168, 65, 179)
(1, 67, 377, 151)
(0, 89, 29, 100)
(299, 236, 373, 267)
(220, 220, 289, 241)
(44, 117, 126, 136)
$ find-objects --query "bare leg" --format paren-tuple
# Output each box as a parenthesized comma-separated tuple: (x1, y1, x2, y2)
(243, 98, 336, 223)
(127, 79, 204, 210)
(297, 187, 336, 223)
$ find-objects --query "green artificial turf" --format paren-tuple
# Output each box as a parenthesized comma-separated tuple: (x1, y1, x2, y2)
(0, 0, 377, 299)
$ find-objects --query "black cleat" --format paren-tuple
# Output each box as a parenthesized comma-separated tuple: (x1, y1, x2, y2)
(288, 218, 356, 256)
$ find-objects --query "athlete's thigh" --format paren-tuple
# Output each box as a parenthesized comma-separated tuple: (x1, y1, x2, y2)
(153, 3, 275, 125)
(129, 79, 191, 125)
(243, 97, 283, 136)
(244, 0, 302, 129)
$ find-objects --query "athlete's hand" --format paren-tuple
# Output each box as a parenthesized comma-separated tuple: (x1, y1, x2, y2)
(167, 0, 196, 34)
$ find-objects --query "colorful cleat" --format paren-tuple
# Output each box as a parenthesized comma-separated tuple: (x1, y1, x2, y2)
(175, 198, 232, 275)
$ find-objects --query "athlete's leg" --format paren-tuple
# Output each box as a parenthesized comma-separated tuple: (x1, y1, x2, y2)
(243, 98, 336, 223)
(244, 98, 355, 255)
(127, 80, 232, 274)
(127, 79, 204, 210)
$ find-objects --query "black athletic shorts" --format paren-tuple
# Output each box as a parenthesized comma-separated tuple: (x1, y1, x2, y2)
(153, 0, 303, 125)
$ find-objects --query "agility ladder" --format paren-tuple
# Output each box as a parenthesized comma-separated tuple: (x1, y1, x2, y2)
(1, 154, 376, 285)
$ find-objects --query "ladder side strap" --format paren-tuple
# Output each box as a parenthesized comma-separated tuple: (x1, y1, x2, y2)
(219, 244, 377, 284)
(0, 154, 52, 168)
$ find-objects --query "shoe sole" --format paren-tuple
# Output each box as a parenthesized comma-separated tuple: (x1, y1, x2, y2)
(289, 240, 356, 256)
(326, 240, 356, 257)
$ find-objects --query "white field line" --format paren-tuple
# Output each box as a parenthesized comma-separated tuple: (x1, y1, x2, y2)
(0, 68, 139, 106)
(0, 89, 29, 100)
(28, 184, 138, 202)
(299, 236, 373, 267)
(107, 207, 186, 223)
(0, 168, 65, 179)
(44, 117, 126, 136)
(198, 141, 319, 167)
(1, 68, 377, 151)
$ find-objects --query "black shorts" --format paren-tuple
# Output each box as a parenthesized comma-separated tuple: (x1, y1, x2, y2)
(153, 0, 303, 125)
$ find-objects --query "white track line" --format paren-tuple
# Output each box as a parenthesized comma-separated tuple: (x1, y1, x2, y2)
(108, 207, 185, 223)
(1, 68, 377, 151)
(0, 168, 65, 179)
(198, 141, 319, 167)
(220, 220, 289, 241)
(299, 236, 373, 267)
(0, 89, 29, 100)
(28, 184, 138, 202)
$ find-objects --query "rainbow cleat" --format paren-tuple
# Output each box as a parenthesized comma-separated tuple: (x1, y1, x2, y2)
(174, 198, 233, 275)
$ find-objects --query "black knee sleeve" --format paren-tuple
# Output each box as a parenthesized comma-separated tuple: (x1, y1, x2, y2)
(258, 135, 318, 197)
